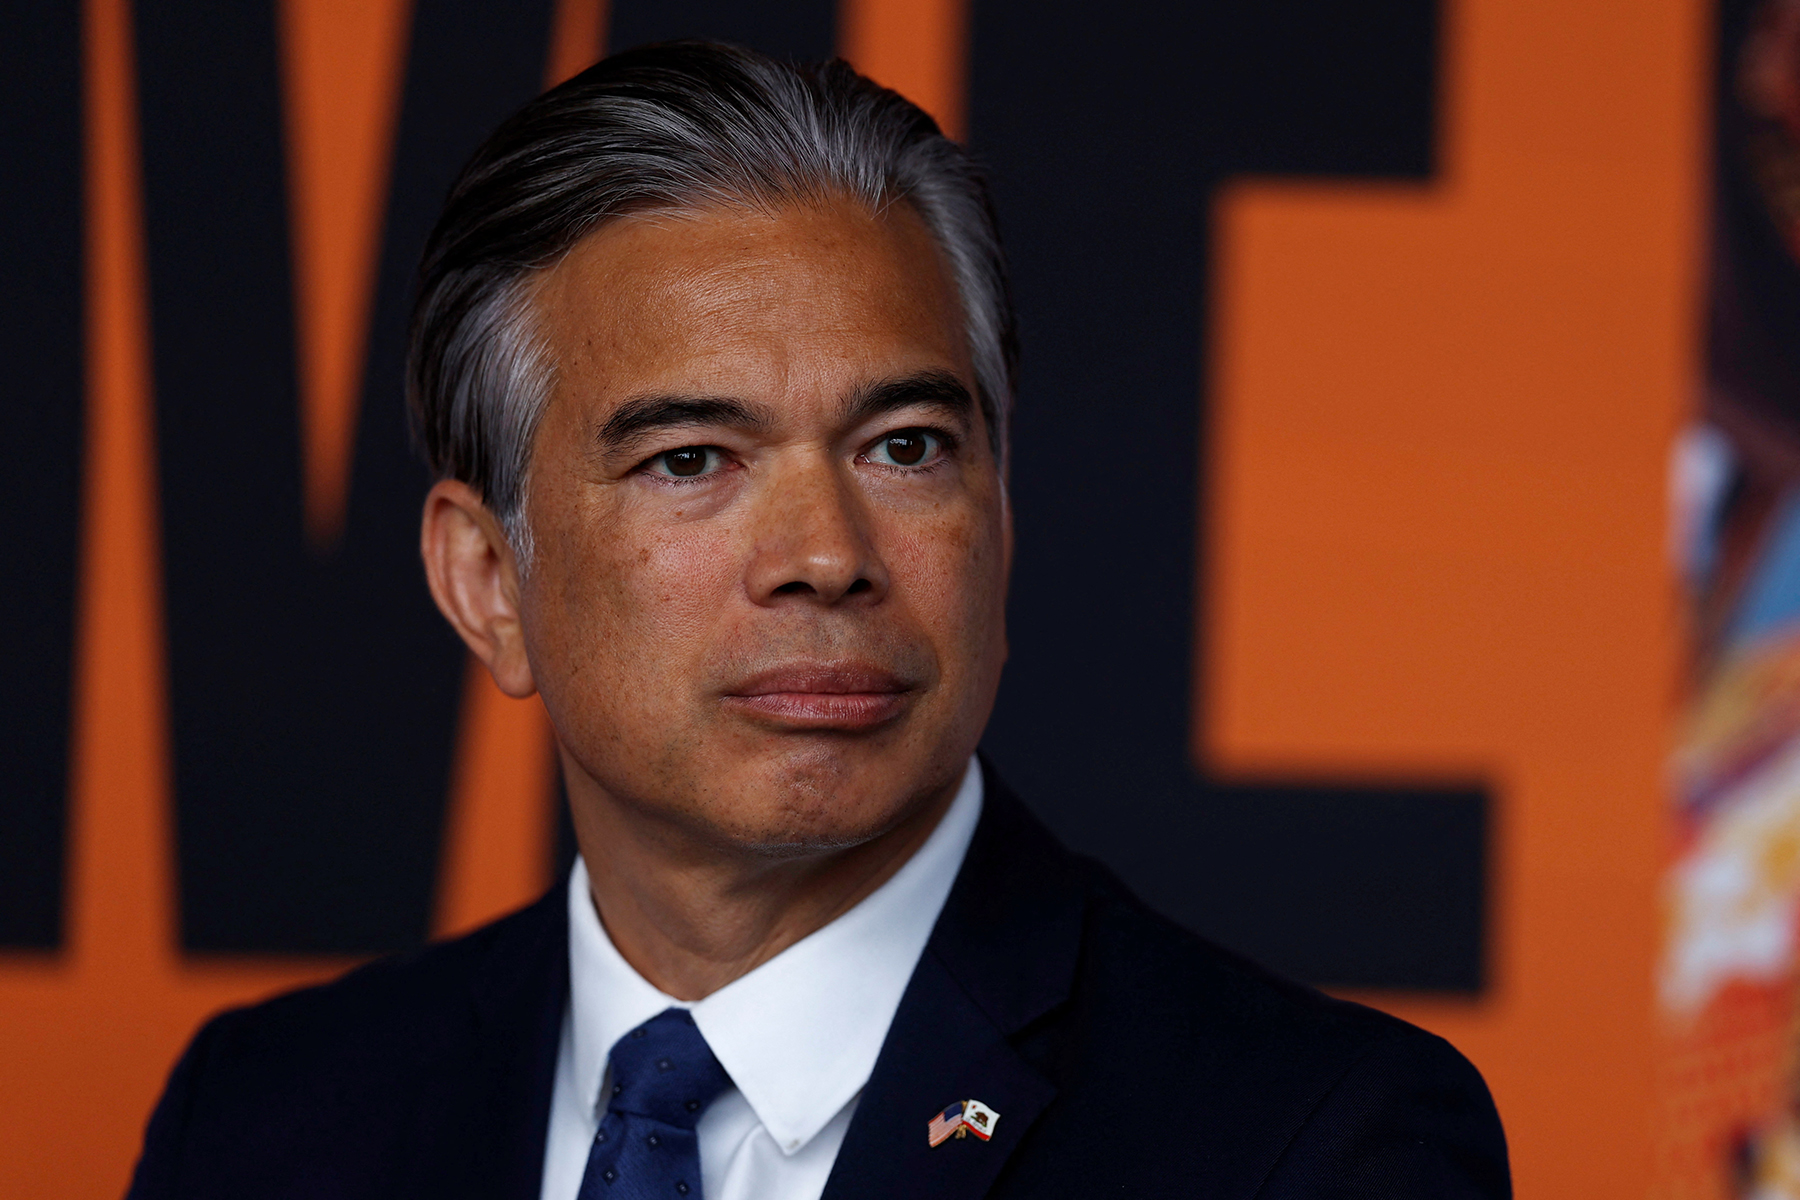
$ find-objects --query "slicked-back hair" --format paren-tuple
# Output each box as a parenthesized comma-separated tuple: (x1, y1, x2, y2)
(407, 40, 1018, 557)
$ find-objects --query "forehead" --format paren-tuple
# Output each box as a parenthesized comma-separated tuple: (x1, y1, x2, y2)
(529, 198, 971, 406)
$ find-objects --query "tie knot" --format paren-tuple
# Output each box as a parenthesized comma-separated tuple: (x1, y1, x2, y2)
(605, 1008, 731, 1129)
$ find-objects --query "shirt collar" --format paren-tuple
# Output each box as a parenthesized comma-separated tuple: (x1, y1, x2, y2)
(565, 756, 983, 1157)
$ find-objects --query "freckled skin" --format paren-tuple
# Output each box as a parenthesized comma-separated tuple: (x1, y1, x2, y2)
(525, 199, 1007, 845)
(423, 198, 1011, 996)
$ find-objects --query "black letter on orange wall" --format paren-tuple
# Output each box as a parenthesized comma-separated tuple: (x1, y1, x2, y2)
(134, 0, 555, 951)
(973, 0, 1488, 990)
(607, 0, 834, 58)
(0, 3, 82, 949)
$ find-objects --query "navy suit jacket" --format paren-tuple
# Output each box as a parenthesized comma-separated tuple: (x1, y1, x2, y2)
(127, 774, 1510, 1198)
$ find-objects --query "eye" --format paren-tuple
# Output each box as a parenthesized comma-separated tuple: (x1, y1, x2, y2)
(865, 429, 943, 468)
(647, 446, 723, 479)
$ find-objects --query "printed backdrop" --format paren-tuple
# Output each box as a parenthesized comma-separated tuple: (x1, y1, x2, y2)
(1660, 1, 1800, 1196)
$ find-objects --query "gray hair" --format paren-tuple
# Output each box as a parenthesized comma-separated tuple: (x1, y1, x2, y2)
(408, 40, 1017, 560)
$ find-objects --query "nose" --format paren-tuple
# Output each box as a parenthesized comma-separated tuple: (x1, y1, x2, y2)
(744, 456, 888, 607)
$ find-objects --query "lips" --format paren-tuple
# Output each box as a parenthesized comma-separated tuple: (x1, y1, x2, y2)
(723, 664, 912, 729)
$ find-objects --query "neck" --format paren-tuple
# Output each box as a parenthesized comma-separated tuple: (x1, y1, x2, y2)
(564, 761, 960, 1001)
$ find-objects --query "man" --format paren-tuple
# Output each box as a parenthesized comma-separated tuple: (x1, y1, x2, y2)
(128, 41, 1508, 1200)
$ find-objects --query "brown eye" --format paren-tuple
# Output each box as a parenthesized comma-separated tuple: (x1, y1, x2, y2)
(885, 434, 926, 465)
(655, 447, 715, 478)
(870, 430, 940, 468)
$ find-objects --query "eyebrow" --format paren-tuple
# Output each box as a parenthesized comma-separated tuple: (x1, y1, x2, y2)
(592, 370, 976, 456)
(594, 395, 775, 455)
(841, 370, 976, 428)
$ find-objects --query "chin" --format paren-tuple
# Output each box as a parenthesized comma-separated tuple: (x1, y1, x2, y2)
(700, 747, 939, 857)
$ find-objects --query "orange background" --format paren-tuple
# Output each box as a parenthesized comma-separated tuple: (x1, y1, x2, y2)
(0, 0, 1703, 1196)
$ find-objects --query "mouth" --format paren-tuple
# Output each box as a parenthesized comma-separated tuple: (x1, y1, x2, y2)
(722, 664, 913, 730)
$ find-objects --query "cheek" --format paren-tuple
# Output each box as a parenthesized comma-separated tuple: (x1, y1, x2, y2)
(529, 503, 745, 707)
(885, 503, 1008, 668)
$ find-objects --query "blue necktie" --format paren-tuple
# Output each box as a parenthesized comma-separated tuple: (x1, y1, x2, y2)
(576, 1008, 732, 1200)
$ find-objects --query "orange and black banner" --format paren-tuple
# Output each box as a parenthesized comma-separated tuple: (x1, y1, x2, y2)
(8, 0, 1474, 969)
(1, 0, 1707, 1196)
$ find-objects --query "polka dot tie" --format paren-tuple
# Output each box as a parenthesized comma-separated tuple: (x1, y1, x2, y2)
(576, 1008, 732, 1200)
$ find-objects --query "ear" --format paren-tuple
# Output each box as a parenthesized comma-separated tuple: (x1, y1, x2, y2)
(420, 479, 536, 698)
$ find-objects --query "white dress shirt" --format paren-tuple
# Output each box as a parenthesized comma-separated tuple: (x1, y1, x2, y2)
(539, 758, 984, 1200)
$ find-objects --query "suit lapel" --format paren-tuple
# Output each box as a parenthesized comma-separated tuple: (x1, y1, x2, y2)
(428, 883, 570, 1200)
(821, 949, 1056, 1200)
(821, 767, 1088, 1200)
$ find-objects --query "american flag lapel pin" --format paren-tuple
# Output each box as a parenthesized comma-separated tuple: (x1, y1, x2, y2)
(927, 1101, 965, 1147)
(927, 1099, 1001, 1147)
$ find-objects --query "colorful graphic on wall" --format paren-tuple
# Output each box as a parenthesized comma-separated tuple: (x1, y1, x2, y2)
(1663, 2, 1800, 1195)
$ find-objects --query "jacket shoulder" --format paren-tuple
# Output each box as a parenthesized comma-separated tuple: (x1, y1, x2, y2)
(1005, 855, 1507, 1197)
(1077, 862, 1424, 1052)
(127, 892, 566, 1200)
(182, 894, 550, 1086)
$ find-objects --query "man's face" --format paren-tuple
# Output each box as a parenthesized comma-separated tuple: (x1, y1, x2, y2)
(518, 198, 1009, 854)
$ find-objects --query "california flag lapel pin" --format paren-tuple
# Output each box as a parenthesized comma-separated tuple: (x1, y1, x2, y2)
(962, 1099, 1000, 1141)
(927, 1099, 1001, 1147)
